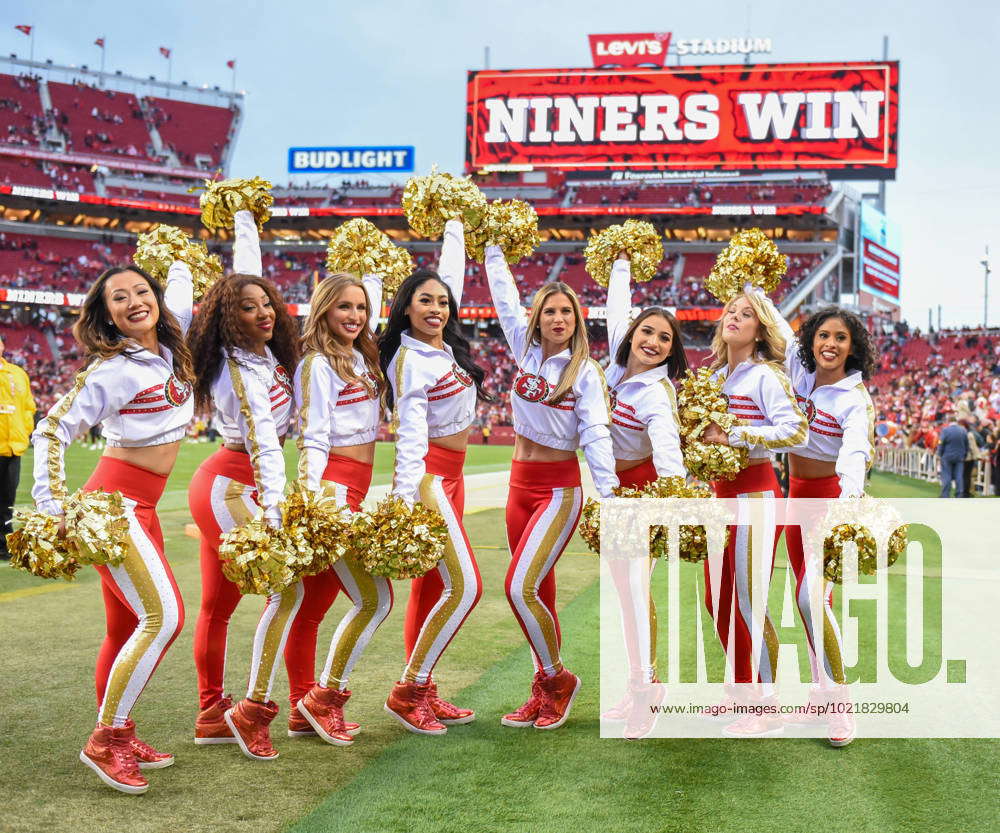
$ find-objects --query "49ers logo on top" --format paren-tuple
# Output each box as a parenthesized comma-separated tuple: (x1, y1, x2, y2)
(588, 32, 671, 68)
(513, 371, 550, 403)
(164, 374, 191, 408)
(273, 365, 293, 398)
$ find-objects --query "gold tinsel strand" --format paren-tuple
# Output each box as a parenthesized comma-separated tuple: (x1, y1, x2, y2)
(62, 490, 131, 567)
(325, 218, 414, 297)
(279, 483, 358, 576)
(820, 497, 908, 584)
(196, 176, 274, 233)
(218, 515, 304, 595)
(579, 476, 729, 563)
(704, 228, 788, 304)
(6, 510, 79, 581)
(355, 496, 448, 580)
(584, 220, 664, 287)
(677, 368, 749, 481)
(401, 166, 487, 240)
(465, 199, 541, 264)
(133, 224, 224, 301)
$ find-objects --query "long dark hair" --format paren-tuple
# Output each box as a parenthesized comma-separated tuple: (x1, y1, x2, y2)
(74, 265, 194, 385)
(377, 269, 491, 411)
(187, 273, 301, 410)
(796, 306, 878, 380)
(614, 306, 689, 380)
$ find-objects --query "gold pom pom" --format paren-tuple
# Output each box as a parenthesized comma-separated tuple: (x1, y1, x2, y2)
(325, 218, 414, 297)
(677, 368, 749, 482)
(6, 510, 79, 581)
(354, 496, 448, 579)
(820, 497, 908, 584)
(63, 490, 131, 567)
(401, 166, 487, 240)
(465, 199, 541, 264)
(133, 224, 224, 301)
(705, 228, 788, 304)
(584, 220, 663, 286)
(218, 516, 302, 595)
(279, 483, 357, 576)
(196, 176, 274, 233)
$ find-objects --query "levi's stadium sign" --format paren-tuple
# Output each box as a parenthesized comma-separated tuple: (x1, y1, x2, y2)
(588, 33, 671, 67)
(466, 61, 899, 179)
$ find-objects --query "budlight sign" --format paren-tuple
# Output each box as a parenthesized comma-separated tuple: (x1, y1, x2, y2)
(288, 146, 414, 174)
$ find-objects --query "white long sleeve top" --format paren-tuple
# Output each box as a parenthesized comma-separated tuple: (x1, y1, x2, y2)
(294, 275, 383, 491)
(764, 296, 876, 497)
(388, 220, 476, 504)
(31, 266, 194, 515)
(711, 360, 808, 462)
(604, 259, 685, 478)
(485, 245, 618, 497)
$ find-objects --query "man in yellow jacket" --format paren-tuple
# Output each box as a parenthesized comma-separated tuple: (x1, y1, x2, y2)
(0, 335, 36, 558)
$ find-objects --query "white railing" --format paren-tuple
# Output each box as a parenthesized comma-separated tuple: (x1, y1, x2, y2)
(875, 446, 995, 496)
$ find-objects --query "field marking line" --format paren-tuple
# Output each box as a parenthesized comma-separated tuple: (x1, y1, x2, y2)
(0, 583, 73, 603)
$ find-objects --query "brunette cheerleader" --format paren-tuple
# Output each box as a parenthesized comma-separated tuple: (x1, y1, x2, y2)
(600, 254, 689, 736)
(380, 220, 490, 735)
(701, 286, 807, 736)
(485, 245, 618, 730)
(187, 211, 302, 760)
(31, 262, 194, 794)
(282, 272, 392, 745)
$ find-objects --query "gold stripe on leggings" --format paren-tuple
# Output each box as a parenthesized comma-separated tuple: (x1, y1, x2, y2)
(248, 587, 301, 702)
(745, 494, 779, 682)
(648, 557, 659, 681)
(322, 553, 381, 686)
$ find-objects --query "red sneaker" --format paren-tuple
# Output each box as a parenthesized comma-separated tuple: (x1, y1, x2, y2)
(501, 673, 545, 728)
(534, 669, 582, 730)
(601, 692, 631, 723)
(194, 697, 236, 745)
(289, 701, 361, 737)
(828, 710, 856, 747)
(383, 682, 447, 735)
(224, 699, 280, 761)
(722, 697, 784, 738)
(297, 686, 355, 746)
(426, 679, 475, 725)
(623, 684, 666, 741)
(79, 722, 148, 795)
(126, 721, 174, 769)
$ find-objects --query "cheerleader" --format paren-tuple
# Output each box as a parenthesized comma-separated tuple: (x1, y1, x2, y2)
(701, 286, 808, 736)
(380, 220, 489, 735)
(485, 245, 618, 731)
(600, 254, 688, 736)
(31, 262, 194, 794)
(768, 300, 877, 747)
(187, 211, 302, 760)
(281, 272, 391, 745)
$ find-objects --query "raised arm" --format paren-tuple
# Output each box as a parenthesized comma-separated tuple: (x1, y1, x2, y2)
(606, 257, 633, 359)
(837, 387, 876, 497)
(224, 358, 285, 526)
(575, 360, 619, 498)
(485, 245, 529, 358)
(747, 284, 806, 388)
(437, 219, 466, 304)
(390, 349, 431, 506)
(728, 365, 808, 452)
(164, 260, 194, 336)
(362, 273, 383, 334)
(233, 209, 262, 278)
(295, 354, 335, 491)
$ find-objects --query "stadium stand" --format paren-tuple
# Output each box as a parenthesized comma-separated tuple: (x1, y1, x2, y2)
(47, 81, 154, 159)
(146, 97, 236, 167)
(0, 72, 44, 146)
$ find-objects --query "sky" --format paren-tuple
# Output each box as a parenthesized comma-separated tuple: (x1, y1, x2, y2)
(3, 0, 1000, 328)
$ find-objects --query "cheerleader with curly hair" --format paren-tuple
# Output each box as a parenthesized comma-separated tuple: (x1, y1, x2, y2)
(188, 211, 301, 760)
(31, 261, 194, 794)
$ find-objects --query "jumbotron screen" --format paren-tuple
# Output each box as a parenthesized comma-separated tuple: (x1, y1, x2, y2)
(466, 60, 899, 178)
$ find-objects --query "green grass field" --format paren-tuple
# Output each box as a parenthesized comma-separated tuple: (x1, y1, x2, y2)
(1, 443, 996, 833)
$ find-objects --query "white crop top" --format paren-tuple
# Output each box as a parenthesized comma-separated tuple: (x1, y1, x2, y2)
(605, 259, 685, 478)
(711, 360, 808, 463)
(31, 266, 195, 515)
(485, 245, 618, 497)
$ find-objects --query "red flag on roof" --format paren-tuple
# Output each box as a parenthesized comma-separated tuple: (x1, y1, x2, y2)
(15, 25, 32, 36)
(95, 37, 105, 49)
(159, 46, 171, 59)
(226, 59, 235, 69)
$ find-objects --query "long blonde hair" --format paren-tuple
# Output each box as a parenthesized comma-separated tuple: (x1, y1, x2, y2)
(301, 273, 383, 396)
(708, 289, 786, 373)
(524, 281, 590, 404)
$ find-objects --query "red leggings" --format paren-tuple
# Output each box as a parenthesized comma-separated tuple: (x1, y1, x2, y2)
(504, 458, 583, 677)
(785, 474, 846, 686)
(86, 457, 184, 727)
(707, 463, 783, 685)
(284, 455, 386, 707)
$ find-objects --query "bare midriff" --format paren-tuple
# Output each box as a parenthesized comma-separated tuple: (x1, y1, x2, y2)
(615, 454, 652, 472)
(330, 440, 376, 464)
(513, 433, 576, 463)
(429, 425, 472, 452)
(103, 440, 181, 477)
(788, 453, 836, 480)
